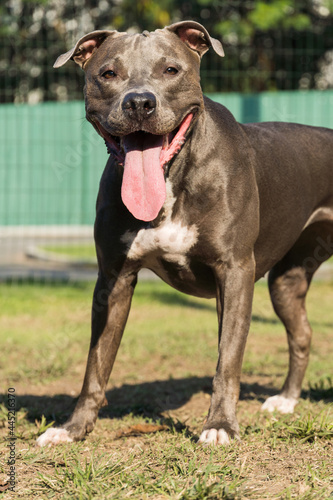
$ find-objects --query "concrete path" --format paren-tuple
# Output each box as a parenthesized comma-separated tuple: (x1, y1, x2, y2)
(0, 226, 157, 282)
(0, 226, 332, 283)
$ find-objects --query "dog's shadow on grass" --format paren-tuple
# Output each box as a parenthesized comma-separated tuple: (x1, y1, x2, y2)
(0, 377, 256, 422)
(9, 376, 332, 434)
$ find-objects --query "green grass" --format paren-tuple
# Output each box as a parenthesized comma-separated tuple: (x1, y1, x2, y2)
(39, 244, 96, 259)
(0, 279, 332, 499)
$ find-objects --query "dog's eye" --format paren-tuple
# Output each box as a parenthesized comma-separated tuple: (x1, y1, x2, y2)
(102, 70, 117, 79)
(165, 67, 178, 75)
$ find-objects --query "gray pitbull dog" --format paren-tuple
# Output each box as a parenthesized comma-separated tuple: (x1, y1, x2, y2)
(37, 21, 333, 447)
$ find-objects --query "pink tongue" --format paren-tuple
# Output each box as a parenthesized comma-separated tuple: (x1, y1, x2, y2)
(121, 133, 166, 221)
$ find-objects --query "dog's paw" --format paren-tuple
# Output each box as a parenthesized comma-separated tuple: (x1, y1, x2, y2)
(36, 428, 73, 447)
(261, 395, 298, 414)
(198, 428, 231, 446)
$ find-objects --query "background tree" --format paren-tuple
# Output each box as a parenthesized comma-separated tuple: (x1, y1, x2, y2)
(0, 0, 332, 102)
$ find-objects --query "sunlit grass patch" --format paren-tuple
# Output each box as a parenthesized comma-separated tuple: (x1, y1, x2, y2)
(0, 279, 332, 498)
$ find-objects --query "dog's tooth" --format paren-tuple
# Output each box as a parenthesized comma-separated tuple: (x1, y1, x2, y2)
(162, 134, 169, 149)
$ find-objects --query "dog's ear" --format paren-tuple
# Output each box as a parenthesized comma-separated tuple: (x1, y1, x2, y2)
(53, 30, 126, 69)
(166, 21, 224, 58)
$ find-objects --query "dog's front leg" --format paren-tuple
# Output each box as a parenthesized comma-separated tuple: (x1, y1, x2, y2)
(37, 270, 137, 446)
(199, 257, 255, 446)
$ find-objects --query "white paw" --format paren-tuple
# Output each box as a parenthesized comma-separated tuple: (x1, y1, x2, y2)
(36, 428, 73, 447)
(261, 395, 298, 414)
(198, 428, 230, 446)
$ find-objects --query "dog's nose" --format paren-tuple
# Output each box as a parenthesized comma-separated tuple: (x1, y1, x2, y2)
(122, 92, 156, 120)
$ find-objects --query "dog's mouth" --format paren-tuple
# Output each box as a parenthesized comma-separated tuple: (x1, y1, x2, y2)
(92, 113, 195, 222)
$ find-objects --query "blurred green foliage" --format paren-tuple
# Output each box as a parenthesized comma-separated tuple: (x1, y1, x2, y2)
(0, 0, 332, 101)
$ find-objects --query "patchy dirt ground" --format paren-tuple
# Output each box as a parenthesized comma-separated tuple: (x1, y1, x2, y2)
(0, 280, 332, 498)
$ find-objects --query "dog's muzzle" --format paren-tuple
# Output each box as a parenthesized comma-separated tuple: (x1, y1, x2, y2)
(92, 112, 195, 222)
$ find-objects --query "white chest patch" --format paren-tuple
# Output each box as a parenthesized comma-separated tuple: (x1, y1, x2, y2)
(121, 181, 198, 265)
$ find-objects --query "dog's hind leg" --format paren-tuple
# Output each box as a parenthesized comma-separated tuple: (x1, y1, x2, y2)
(262, 220, 333, 414)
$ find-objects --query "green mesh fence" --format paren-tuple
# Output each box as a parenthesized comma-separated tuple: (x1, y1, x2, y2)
(1, 91, 332, 226)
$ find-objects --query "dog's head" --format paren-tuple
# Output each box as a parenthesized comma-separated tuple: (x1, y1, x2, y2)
(55, 21, 224, 221)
